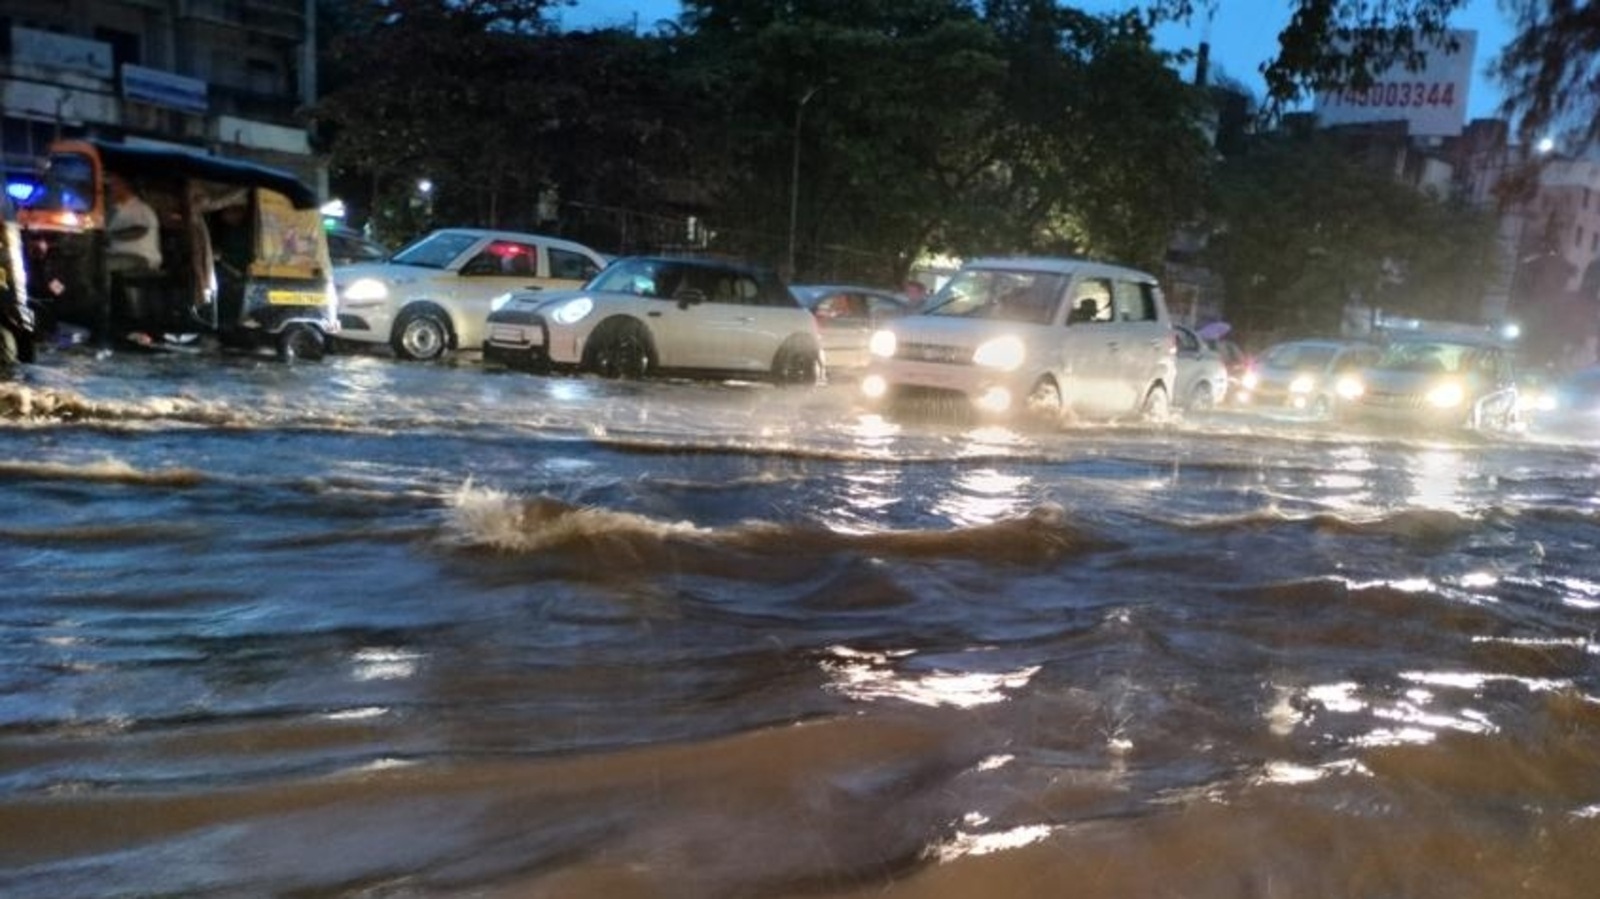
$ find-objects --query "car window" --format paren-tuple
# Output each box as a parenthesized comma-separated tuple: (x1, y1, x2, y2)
(1067, 278, 1113, 325)
(926, 269, 1067, 323)
(865, 294, 906, 320)
(390, 231, 480, 268)
(815, 292, 866, 320)
(461, 240, 538, 276)
(550, 247, 599, 281)
(1266, 343, 1336, 370)
(1333, 347, 1378, 372)
(1113, 280, 1160, 323)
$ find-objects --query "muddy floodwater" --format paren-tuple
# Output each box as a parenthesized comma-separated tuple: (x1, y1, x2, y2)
(2, 351, 1599, 898)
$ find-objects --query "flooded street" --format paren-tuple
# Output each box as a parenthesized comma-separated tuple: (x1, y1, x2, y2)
(2, 350, 1599, 898)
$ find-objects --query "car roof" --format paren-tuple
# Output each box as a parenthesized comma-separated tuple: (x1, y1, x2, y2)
(429, 227, 603, 258)
(963, 256, 1159, 283)
(1384, 331, 1507, 349)
(612, 254, 777, 277)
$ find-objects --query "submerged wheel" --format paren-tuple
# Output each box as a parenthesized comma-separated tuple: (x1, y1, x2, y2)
(1024, 377, 1064, 424)
(1187, 381, 1215, 412)
(391, 310, 449, 361)
(771, 340, 821, 386)
(1140, 383, 1170, 424)
(276, 323, 325, 362)
(585, 319, 654, 379)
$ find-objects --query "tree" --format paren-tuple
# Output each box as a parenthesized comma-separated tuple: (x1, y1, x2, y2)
(1204, 126, 1497, 340)
(675, 0, 1210, 281)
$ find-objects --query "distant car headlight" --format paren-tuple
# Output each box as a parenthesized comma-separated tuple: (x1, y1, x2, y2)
(1335, 375, 1364, 400)
(1241, 370, 1259, 390)
(489, 292, 515, 313)
(549, 296, 594, 325)
(973, 335, 1025, 370)
(1426, 380, 1465, 409)
(868, 329, 898, 358)
(341, 277, 389, 304)
(1289, 374, 1316, 395)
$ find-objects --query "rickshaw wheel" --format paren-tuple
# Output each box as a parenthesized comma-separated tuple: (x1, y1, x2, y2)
(277, 324, 326, 363)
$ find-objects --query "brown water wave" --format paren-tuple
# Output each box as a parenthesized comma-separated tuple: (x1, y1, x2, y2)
(445, 485, 1120, 568)
(3, 692, 1599, 898)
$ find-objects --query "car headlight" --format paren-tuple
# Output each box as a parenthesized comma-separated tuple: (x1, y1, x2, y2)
(489, 292, 514, 313)
(1240, 370, 1259, 390)
(549, 296, 594, 325)
(973, 335, 1025, 371)
(1335, 375, 1364, 400)
(868, 329, 897, 358)
(1426, 380, 1465, 409)
(1289, 374, 1316, 395)
(341, 277, 389, 304)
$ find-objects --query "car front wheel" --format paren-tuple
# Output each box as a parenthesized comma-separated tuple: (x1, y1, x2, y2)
(586, 319, 654, 379)
(1024, 376, 1064, 425)
(392, 310, 449, 361)
(771, 339, 821, 386)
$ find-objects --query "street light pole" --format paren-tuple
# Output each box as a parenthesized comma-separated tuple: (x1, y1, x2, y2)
(787, 86, 819, 281)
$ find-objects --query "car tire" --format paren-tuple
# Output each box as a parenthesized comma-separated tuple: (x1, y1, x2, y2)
(1187, 381, 1215, 412)
(391, 309, 450, 361)
(1140, 383, 1170, 424)
(585, 318, 654, 379)
(1024, 376, 1064, 424)
(276, 323, 325, 363)
(772, 339, 821, 386)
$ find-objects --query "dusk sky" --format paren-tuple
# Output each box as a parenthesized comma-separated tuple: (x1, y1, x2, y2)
(559, 0, 1519, 121)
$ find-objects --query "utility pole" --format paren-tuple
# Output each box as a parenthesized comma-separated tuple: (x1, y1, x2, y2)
(787, 85, 820, 281)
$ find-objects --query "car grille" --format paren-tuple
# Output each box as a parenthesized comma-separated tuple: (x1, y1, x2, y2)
(1359, 390, 1424, 410)
(898, 342, 971, 365)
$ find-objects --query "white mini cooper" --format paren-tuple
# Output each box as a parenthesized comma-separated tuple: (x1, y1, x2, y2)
(334, 228, 606, 361)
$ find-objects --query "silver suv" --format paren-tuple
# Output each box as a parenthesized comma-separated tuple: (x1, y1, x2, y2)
(860, 257, 1176, 424)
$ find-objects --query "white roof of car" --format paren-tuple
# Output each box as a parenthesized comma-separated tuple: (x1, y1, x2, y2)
(964, 256, 1159, 282)
(430, 227, 604, 258)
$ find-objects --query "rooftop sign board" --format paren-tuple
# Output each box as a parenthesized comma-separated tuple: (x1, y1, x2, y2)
(1314, 30, 1476, 137)
(121, 64, 208, 115)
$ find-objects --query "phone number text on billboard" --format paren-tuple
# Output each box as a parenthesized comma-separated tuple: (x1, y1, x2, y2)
(1327, 81, 1458, 111)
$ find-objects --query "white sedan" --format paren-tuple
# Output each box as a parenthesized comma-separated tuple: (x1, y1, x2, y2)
(482, 255, 824, 384)
(334, 228, 606, 360)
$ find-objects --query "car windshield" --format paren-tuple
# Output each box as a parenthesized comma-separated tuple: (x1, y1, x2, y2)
(1263, 343, 1337, 370)
(1375, 341, 1481, 375)
(923, 269, 1066, 325)
(389, 231, 481, 269)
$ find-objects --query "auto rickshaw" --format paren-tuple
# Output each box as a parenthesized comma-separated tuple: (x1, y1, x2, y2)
(18, 139, 337, 360)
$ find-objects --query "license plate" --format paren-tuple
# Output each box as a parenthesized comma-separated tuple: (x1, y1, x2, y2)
(266, 290, 327, 306)
(489, 324, 540, 346)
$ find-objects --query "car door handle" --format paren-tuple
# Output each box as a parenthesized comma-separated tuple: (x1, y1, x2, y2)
(1106, 340, 1120, 352)
(736, 316, 754, 323)
(647, 310, 663, 318)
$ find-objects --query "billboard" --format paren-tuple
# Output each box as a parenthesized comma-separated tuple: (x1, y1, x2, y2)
(1314, 30, 1476, 137)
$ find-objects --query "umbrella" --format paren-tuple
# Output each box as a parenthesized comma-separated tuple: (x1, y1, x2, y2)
(1197, 321, 1232, 341)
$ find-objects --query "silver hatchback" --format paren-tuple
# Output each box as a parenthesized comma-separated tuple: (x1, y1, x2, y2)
(860, 257, 1176, 424)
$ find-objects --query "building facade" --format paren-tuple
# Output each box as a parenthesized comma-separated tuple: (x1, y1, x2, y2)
(1, 0, 321, 198)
